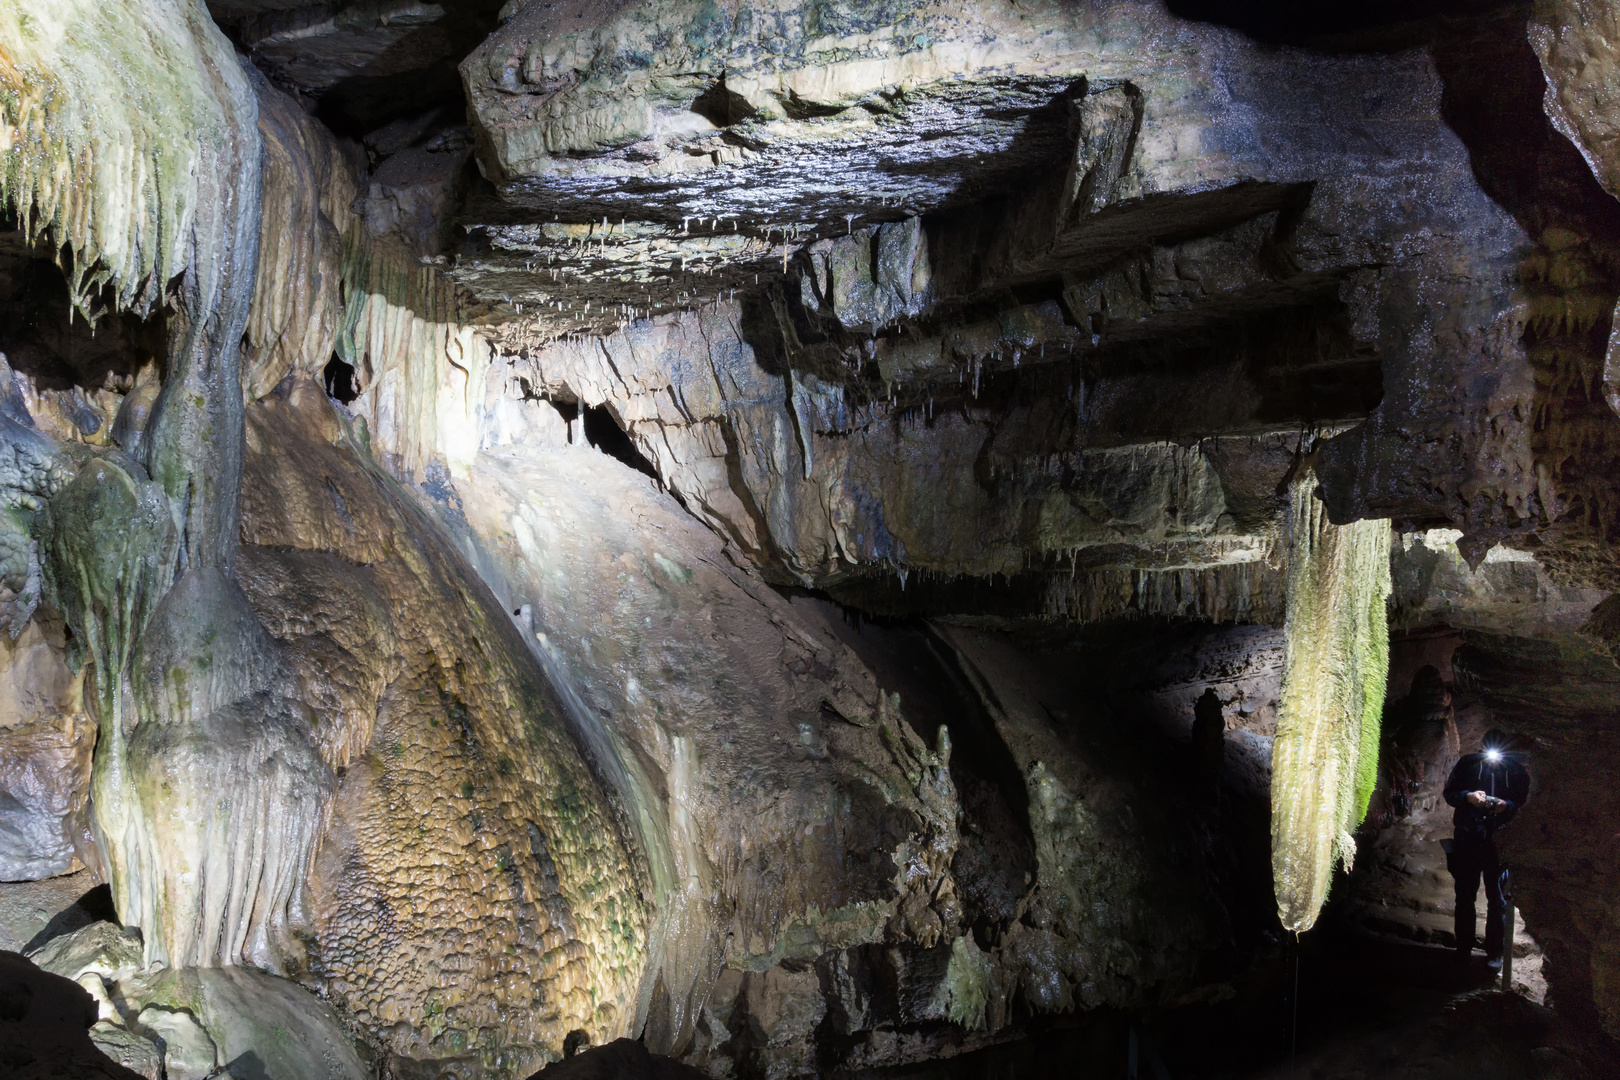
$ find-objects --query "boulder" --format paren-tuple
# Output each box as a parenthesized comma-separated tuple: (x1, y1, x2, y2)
(118, 966, 369, 1080)
(136, 1005, 217, 1080)
(88, 1021, 162, 1080)
(26, 922, 145, 984)
(0, 870, 99, 953)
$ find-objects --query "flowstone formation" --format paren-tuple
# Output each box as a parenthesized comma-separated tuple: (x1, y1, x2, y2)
(0, 0, 334, 973)
(1, 1, 1620, 1078)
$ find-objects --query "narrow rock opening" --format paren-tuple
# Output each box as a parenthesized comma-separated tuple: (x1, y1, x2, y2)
(548, 397, 581, 442)
(582, 403, 659, 480)
(691, 77, 757, 127)
(323, 355, 358, 404)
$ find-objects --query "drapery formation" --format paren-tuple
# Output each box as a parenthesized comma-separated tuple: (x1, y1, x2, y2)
(2, 0, 333, 970)
(1271, 467, 1392, 933)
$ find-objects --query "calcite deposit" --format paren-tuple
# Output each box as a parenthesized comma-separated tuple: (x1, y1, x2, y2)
(0, 1, 1617, 1078)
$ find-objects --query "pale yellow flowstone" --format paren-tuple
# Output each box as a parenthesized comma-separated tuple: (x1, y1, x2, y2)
(1271, 468, 1392, 933)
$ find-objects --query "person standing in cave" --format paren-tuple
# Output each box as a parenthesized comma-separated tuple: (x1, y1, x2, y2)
(1443, 728, 1530, 969)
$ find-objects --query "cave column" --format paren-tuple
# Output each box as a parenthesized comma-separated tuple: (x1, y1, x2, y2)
(6, 0, 332, 970)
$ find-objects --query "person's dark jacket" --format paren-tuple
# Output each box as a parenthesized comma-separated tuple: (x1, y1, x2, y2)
(1443, 752, 1530, 845)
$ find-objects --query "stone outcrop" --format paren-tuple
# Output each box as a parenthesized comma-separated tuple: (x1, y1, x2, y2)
(443, 0, 1575, 616)
(446, 435, 964, 1057)
(0, 616, 92, 882)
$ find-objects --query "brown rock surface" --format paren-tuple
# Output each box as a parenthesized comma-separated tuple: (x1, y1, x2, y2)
(238, 380, 647, 1070)
(446, 438, 962, 1056)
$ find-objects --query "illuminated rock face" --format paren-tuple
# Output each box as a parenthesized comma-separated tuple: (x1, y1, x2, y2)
(448, 441, 963, 1057)
(2, 0, 332, 975)
(237, 386, 647, 1068)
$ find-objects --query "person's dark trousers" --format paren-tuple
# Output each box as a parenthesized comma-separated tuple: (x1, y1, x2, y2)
(1452, 839, 1507, 958)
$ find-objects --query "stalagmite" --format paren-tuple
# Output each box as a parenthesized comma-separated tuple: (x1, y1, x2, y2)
(1271, 466, 1392, 933)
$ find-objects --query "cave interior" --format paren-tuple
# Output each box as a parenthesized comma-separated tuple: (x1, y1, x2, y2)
(1, 1, 1618, 1078)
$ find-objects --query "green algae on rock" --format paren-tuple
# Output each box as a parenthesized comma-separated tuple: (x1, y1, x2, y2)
(1271, 467, 1392, 934)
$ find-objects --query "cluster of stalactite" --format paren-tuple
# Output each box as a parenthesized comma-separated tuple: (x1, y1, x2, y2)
(1271, 466, 1393, 933)
(0, 0, 244, 319)
(335, 241, 491, 481)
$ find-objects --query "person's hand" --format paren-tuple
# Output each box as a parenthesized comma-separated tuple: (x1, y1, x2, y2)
(1466, 790, 1490, 807)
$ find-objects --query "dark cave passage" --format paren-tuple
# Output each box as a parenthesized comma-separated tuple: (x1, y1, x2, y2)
(323, 355, 358, 404)
(582, 402, 661, 480)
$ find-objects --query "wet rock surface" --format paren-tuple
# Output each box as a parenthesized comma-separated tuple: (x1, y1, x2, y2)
(446, 440, 962, 1058)
(0, 872, 105, 954)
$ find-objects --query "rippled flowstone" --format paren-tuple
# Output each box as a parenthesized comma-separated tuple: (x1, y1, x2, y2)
(236, 382, 647, 1071)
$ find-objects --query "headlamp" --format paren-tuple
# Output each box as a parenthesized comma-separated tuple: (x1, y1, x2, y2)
(1485, 748, 1503, 763)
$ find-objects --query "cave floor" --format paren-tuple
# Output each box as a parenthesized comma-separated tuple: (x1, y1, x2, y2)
(847, 934, 1608, 1080)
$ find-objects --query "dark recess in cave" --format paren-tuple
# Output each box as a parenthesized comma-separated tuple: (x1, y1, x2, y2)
(316, 66, 469, 140)
(0, 241, 162, 396)
(690, 76, 758, 128)
(1166, 0, 1526, 48)
(583, 403, 660, 481)
(323, 355, 358, 404)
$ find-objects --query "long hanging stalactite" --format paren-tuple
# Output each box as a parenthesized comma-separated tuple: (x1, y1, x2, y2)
(1270, 464, 1392, 933)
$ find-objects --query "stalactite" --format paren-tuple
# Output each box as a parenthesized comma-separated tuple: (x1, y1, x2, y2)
(234, 72, 491, 482)
(1271, 466, 1392, 933)
(335, 241, 490, 481)
(0, 0, 244, 319)
(39, 457, 178, 938)
(241, 76, 354, 400)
